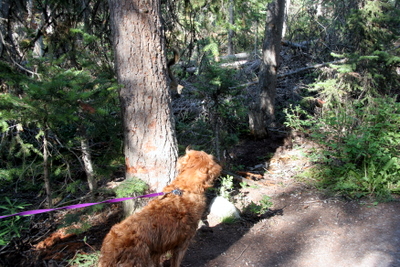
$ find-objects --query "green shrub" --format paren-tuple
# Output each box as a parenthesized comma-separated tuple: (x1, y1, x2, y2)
(59, 204, 105, 235)
(68, 251, 100, 267)
(309, 97, 400, 199)
(0, 197, 31, 246)
(176, 62, 247, 155)
(283, 104, 314, 132)
(292, 0, 400, 199)
(332, 157, 400, 199)
(221, 216, 238, 224)
(114, 178, 148, 198)
(218, 175, 234, 200)
(245, 195, 273, 216)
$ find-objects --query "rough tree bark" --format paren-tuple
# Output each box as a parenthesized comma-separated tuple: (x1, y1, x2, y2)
(249, 0, 286, 139)
(108, 0, 178, 194)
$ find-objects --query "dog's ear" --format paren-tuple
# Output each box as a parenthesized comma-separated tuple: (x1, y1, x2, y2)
(208, 160, 222, 179)
(198, 154, 222, 185)
(177, 149, 192, 172)
(205, 157, 222, 181)
(177, 156, 185, 172)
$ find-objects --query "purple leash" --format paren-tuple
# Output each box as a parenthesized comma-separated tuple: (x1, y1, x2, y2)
(0, 192, 165, 220)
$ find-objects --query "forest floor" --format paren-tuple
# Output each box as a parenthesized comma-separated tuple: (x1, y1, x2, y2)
(180, 134, 400, 267)
(3, 132, 400, 267)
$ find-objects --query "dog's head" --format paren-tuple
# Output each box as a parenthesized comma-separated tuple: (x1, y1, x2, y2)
(175, 149, 222, 192)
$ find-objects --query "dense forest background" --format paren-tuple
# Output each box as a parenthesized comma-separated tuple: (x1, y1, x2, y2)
(0, 0, 400, 264)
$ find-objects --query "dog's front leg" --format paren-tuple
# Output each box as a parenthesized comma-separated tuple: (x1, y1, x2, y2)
(151, 253, 163, 267)
(170, 241, 191, 267)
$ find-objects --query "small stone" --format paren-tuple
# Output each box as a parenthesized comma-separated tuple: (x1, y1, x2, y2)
(209, 196, 241, 224)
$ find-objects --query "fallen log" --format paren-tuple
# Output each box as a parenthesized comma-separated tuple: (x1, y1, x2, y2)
(277, 58, 347, 78)
(229, 58, 347, 89)
(281, 40, 311, 50)
(220, 52, 251, 61)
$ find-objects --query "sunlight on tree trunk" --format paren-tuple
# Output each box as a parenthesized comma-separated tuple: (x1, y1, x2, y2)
(249, 0, 286, 139)
(282, 0, 290, 38)
(43, 130, 52, 216)
(80, 134, 96, 193)
(77, 111, 97, 195)
(108, 1, 178, 196)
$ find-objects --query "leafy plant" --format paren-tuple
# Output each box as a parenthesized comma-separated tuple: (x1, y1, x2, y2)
(245, 195, 273, 216)
(68, 251, 100, 267)
(0, 56, 121, 212)
(0, 197, 31, 246)
(283, 104, 314, 132)
(218, 175, 234, 200)
(239, 181, 250, 189)
(307, 97, 400, 199)
(177, 62, 247, 156)
(330, 157, 400, 199)
(294, 1, 400, 200)
(221, 216, 238, 224)
(59, 204, 106, 235)
(114, 178, 149, 198)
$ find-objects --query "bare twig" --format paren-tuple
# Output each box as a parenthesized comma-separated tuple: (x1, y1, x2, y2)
(234, 244, 249, 261)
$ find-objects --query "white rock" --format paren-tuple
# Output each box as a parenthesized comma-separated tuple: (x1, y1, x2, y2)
(209, 196, 241, 221)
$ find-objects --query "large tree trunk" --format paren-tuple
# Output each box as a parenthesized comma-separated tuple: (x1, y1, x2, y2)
(108, 1, 178, 196)
(249, 0, 286, 139)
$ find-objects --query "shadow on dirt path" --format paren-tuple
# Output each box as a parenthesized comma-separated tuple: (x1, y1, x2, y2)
(182, 184, 400, 267)
(181, 208, 284, 267)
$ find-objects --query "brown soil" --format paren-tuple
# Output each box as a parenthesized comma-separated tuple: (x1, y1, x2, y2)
(2, 134, 400, 267)
(181, 135, 400, 267)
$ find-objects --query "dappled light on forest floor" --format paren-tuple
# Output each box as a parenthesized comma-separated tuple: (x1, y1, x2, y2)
(183, 185, 400, 267)
(2, 136, 400, 267)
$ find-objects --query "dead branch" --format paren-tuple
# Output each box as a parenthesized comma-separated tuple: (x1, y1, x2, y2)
(220, 60, 248, 69)
(220, 52, 251, 61)
(230, 58, 347, 89)
(281, 40, 311, 50)
(277, 58, 347, 78)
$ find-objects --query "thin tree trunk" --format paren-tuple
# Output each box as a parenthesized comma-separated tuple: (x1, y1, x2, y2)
(249, 0, 286, 139)
(253, 20, 259, 57)
(0, 0, 10, 57)
(282, 0, 290, 38)
(212, 95, 221, 161)
(227, 0, 234, 55)
(108, 0, 178, 196)
(43, 129, 52, 214)
(80, 130, 96, 193)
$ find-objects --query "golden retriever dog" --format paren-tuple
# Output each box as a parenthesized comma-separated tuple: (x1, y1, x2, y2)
(98, 149, 221, 267)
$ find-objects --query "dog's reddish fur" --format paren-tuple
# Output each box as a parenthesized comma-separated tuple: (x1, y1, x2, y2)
(98, 149, 221, 267)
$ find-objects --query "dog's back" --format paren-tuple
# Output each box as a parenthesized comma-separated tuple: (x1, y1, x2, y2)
(98, 150, 221, 267)
(99, 192, 207, 266)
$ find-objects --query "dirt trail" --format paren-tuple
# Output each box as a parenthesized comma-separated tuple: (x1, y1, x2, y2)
(183, 183, 400, 267)
(181, 136, 400, 267)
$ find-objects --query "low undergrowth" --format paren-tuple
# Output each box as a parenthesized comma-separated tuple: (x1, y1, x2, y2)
(285, 97, 400, 200)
